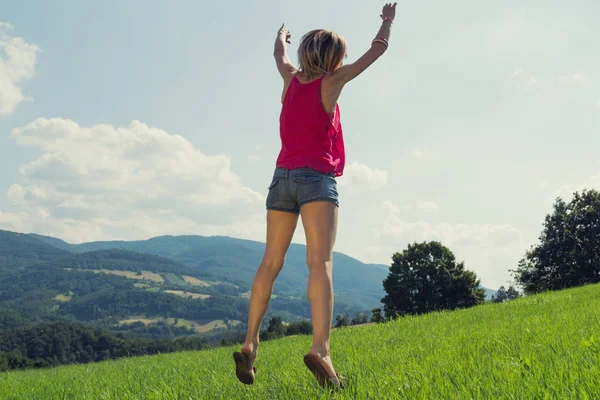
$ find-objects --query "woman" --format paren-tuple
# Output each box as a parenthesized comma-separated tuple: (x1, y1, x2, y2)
(234, 3, 397, 390)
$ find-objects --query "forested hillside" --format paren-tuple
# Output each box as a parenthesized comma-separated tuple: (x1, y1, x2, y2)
(0, 230, 383, 340)
(29, 232, 394, 311)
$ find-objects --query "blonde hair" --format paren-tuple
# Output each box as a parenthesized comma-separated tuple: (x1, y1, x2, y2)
(297, 29, 347, 80)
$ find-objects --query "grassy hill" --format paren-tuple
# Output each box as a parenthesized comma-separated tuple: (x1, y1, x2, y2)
(1, 282, 598, 399)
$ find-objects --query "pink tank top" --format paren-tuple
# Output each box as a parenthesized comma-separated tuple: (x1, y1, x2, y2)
(275, 74, 345, 177)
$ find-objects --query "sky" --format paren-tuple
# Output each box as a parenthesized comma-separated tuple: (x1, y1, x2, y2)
(1, 0, 599, 290)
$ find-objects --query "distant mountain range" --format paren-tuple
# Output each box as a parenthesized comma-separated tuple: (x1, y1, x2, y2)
(0, 229, 496, 338)
(28, 232, 392, 307)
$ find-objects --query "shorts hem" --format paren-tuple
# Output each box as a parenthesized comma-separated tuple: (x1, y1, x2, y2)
(298, 197, 340, 208)
(266, 206, 300, 214)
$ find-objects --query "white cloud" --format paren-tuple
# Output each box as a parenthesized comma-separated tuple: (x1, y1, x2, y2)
(417, 201, 438, 213)
(381, 200, 438, 214)
(380, 200, 399, 214)
(512, 67, 524, 78)
(508, 67, 541, 90)
(0, 22, 40, 115)
(547, 173, 600, 205)
(558, 72, 589, 87)
(411, 149, 424, 158)
(375, 216, 524, 249)
(7, 184, 26, 205)
(364, 215, 527, 288)
(338, 161, 387, 192)
(1, 118, 265, 242)
(526, 76, 540, 88)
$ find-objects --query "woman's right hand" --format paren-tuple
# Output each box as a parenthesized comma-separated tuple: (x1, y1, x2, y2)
(380, 2, 397, 22)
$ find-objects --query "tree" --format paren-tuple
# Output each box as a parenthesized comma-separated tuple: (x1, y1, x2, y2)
(512, 189, 600, 294)
(381, 241, 486, 319)
(493, 286, 507, 303)
(370, 307, 384, 323)
(492, 285, 521, 303)
(265, 316, 285, 339)
(505, 285, 521, 301)
(334, 314, 349, 328)
(0, 352, 8, 372)
(350, 312, 368, 326)
(286, 320, 312, 335)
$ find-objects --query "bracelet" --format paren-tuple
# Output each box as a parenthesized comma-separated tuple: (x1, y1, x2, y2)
(382, 16, 393, 24)
(372, 38, 389, 49)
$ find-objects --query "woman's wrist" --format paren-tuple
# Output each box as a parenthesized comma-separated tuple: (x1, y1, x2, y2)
(278, 32, 291, 44)
(276, 33, 288, 46)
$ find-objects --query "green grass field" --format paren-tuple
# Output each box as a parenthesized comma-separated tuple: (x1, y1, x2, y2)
(162, 273, 187, 286)
(1, 283, 599, 399)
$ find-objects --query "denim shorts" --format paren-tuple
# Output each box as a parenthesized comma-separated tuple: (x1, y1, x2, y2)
(266, 167, 339, 214)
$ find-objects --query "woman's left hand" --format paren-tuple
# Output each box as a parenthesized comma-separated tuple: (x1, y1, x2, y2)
(278, 23, 291, 44)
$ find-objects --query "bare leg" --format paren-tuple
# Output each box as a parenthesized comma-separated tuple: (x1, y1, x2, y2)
(300, 201, 338, 378)
(240, 209, 299, 366)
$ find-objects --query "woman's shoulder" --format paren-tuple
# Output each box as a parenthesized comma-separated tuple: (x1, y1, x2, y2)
(322, 70, 346, 87)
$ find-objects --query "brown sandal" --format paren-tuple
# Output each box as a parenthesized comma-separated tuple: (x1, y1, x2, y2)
(233, 351, 257, 385)
(303, 353, 344, 390)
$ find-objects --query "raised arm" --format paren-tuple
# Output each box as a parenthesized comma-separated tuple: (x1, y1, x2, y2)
(333, 3, 397, 85)
(273, 23, 297, 80)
